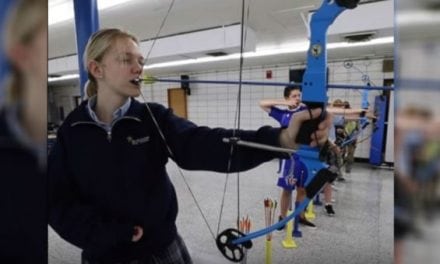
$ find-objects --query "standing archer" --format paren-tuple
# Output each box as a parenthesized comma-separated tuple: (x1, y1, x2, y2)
(48, 28, 332, 264)
(259, 85, 317, 229)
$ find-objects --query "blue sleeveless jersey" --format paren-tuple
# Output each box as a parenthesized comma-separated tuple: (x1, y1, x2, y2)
(268, 105, 308, 190)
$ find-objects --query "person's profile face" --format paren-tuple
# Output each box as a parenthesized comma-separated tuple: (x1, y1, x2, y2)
(28, 25, 47, 87)
(286, 89, 301, 108)
(98, 37, 145, 98)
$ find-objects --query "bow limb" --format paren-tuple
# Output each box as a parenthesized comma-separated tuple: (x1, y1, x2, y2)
(231, 198, 310, 244)
(231, 145, 329, 245)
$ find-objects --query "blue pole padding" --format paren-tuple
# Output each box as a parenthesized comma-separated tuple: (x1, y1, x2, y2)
(369, 96, 387, 165)
(327, 84, 394, 91)
(73, 0, 99, 99)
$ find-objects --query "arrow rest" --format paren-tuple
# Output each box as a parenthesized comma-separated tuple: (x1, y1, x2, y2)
(216, 229, 252, 262)
(226, 137, 240, 146)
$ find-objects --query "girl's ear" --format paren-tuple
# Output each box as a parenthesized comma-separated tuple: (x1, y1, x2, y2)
(88, 60, 103, 79)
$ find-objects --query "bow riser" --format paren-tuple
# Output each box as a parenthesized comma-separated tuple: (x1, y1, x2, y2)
(301, 2, 344, 107)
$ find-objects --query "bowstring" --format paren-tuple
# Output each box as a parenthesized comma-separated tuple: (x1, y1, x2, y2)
(216, 0, 251, 235)
(139, 0, 217, 241)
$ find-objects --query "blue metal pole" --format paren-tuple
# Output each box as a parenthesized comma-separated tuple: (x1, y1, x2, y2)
(327, 84, 394, 91)
(0, 0, 14, 102)
(73, 0, 99, 99)
(397, 78, 440, 91)
(153, 78, 394, 91)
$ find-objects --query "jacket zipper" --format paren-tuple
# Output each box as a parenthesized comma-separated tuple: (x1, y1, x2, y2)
(71, 116, 141, 143)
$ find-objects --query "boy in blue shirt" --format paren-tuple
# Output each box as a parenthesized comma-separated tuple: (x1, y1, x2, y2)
(260, 86, 316, 229)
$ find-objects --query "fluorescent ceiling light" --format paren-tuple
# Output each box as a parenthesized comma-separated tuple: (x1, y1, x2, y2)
(143, 43, 309, 69)
(49, 0, 136, 25)
(49, 36, 393, 81)
(144, 37, 393, 69)
(48, 73, 79, 82)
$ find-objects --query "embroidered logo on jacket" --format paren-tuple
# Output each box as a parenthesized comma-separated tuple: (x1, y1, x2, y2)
(127, 136, 150, 145)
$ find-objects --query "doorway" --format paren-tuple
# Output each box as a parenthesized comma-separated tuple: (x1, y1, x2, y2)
(167, 88, 188, 119)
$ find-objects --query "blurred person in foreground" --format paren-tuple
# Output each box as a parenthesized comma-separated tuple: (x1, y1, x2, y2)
(394, 106, 440, 264)
(0, 0, 47, 263)
(397, 0, 440, 263)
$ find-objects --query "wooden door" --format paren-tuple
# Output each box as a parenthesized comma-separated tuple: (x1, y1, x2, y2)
(167, 88, 187, 119)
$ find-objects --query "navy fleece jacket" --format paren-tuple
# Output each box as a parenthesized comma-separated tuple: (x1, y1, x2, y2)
(0, 110, 47, 264)
(49, 99, 283, 262)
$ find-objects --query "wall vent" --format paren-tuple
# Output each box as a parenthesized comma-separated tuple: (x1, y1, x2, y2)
(343, 31, 376, 42)
(206, 51, 228, 57)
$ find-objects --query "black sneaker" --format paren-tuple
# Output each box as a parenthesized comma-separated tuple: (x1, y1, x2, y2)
(325, 204, 335, 216)
(277, 216, 286, 231)
(299, 217, 317, 229)
(337, 177, 346, 182)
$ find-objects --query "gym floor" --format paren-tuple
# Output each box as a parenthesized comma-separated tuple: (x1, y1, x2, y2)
(49, 160, 393, 264)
